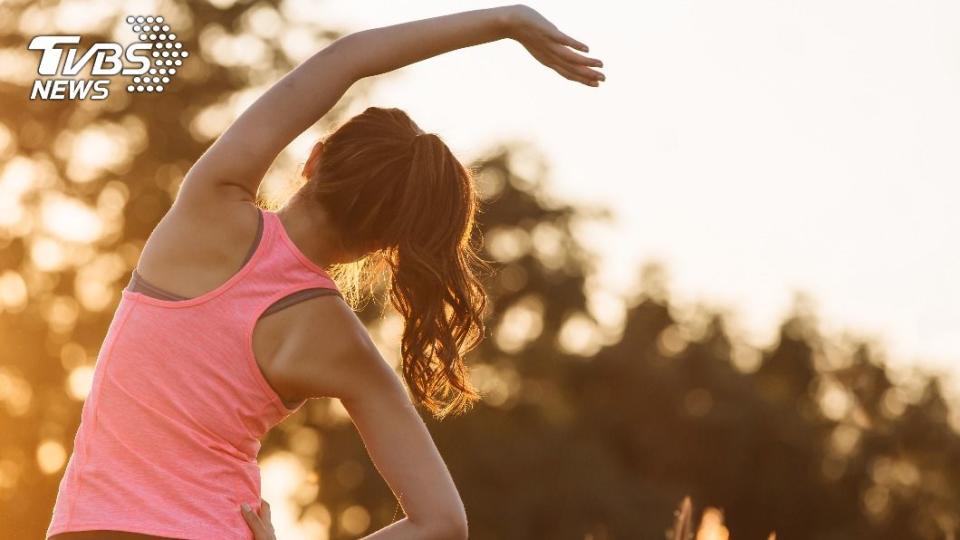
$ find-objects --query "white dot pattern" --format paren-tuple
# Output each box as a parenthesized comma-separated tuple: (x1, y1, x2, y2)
(124, 14, 188, 95)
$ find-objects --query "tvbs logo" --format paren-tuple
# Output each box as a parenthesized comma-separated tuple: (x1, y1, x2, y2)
(28, 15, 188, 101)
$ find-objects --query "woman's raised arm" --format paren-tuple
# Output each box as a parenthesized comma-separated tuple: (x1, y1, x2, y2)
(177, 4, 604, 208)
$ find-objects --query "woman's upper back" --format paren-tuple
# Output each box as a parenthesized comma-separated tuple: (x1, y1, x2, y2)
(46, 203, 344, 539)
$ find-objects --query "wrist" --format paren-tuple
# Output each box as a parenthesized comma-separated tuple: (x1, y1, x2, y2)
(492, 4, 523, 40)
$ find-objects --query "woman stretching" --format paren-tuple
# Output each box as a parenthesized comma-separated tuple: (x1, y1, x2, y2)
(46, 4, 604, 539)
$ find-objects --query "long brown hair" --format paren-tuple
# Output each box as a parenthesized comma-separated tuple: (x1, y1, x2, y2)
(302, 106, 488, 418)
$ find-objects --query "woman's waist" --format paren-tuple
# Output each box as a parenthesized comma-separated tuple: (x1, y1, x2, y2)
(50, 530, 180, 540)
(51, 451, 260, 537)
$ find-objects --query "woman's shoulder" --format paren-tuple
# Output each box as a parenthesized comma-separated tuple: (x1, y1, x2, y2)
(163, 197, 261, 242)
(266, 293, 393, 401)
(135, 200, 262, 297)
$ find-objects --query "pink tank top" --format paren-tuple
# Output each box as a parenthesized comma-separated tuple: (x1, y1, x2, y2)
(46, 209, 340, 540)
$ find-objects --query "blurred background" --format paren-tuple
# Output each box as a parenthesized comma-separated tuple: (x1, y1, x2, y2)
(3, 0, 960, 538)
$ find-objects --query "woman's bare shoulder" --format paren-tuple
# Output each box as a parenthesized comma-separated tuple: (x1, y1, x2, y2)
(135, 199, 261, 297)
(268, 294, 398, 402)
(155, 198, 260, 253)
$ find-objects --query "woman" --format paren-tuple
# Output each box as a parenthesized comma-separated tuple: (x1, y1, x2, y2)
(46, 4, 603, 539)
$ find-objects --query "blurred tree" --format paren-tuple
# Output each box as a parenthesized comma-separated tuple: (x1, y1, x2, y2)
(0, 1, 356, 535)
(294, 144, 960, 540)
(1, 2, 958, 540)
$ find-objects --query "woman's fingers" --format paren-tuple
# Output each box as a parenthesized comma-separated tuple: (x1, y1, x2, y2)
(550, 42, 603, 68)
(552, 63, 598, 87)
(520, 28, 603, 86)
(550, 28, 589, 52)
(544, 48, 604, 84)
(241, 503, 271, 539)
(260, 498, 272, 523)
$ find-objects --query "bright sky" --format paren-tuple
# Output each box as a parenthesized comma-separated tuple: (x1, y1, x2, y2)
(312, 0, 960, 378)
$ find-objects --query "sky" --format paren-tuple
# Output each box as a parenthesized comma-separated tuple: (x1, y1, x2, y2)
(259, 5, 960, 535)
(310, 0, 960, 379)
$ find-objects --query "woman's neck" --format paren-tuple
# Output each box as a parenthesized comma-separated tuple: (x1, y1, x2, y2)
(276, 195, 353, 268)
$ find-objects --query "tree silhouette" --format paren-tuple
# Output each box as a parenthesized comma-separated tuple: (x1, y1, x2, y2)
(2, 2, 958, 539)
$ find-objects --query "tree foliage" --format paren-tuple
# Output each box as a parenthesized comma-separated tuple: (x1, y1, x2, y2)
(1, 2, 957, 539)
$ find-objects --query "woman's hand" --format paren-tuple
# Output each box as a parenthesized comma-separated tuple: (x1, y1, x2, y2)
(502, 4, 605, 86)
(241, 499, 276, 540)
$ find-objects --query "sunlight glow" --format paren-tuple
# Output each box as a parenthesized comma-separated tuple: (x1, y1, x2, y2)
(497, 264, 528, 293)
(696, 508, 730, 540)
(74, 253, 127, 311)
(584, 287, 626, 342)
(0, 459, 19, 494)
(287, 427, 321, 458)
(557, 312, 601, 356)
(299, 504, 333, 540)
(340, 505, 371, 537)
(41, 195, 103, 243)
(531, 222, 566, 270)
(67, 365, 94, 400)
(18, 5, 55, 34)
(881, 388, 908, 419)
(871, 457, 921, 489)
(475, 167, 506, 199)
(0, 48, 37, 86)
(242, 4, 283, 40)
(729, 343, 763, 374)
(327, 398, 351, 423)
(495, 295, 544, 353)
(0, 271, 28, 311)
(657, 325, 688, 358)
(189, 100, 234, 142)
(60, 342, 87, 369)
(830, 424, 861, 457)
(280, 26, 326, 62)
(0, 367, 32, 417)
(0, 156, 35, 229)
(818, 378, 853, 421)
(470, 362, 521, 407)
(30, 238, 66, 272)
(200, 24, 270, 68)
(45, 296, 81, 334)
(63, 126, 133, 183)
(485, 226, 531, 263)
(55, 0, 114, 33)
(0, 122, 13, 157)
(36, 440, 67, 475)
(261, 451, 330, 540)
(863, 485, 890, 517)
(372, 313, 404, 370)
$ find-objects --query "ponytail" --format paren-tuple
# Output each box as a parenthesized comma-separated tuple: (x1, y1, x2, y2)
(304, 107, 489, 418)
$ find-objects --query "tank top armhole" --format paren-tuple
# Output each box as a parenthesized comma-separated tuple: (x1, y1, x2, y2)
(260, 287, 343, 319)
